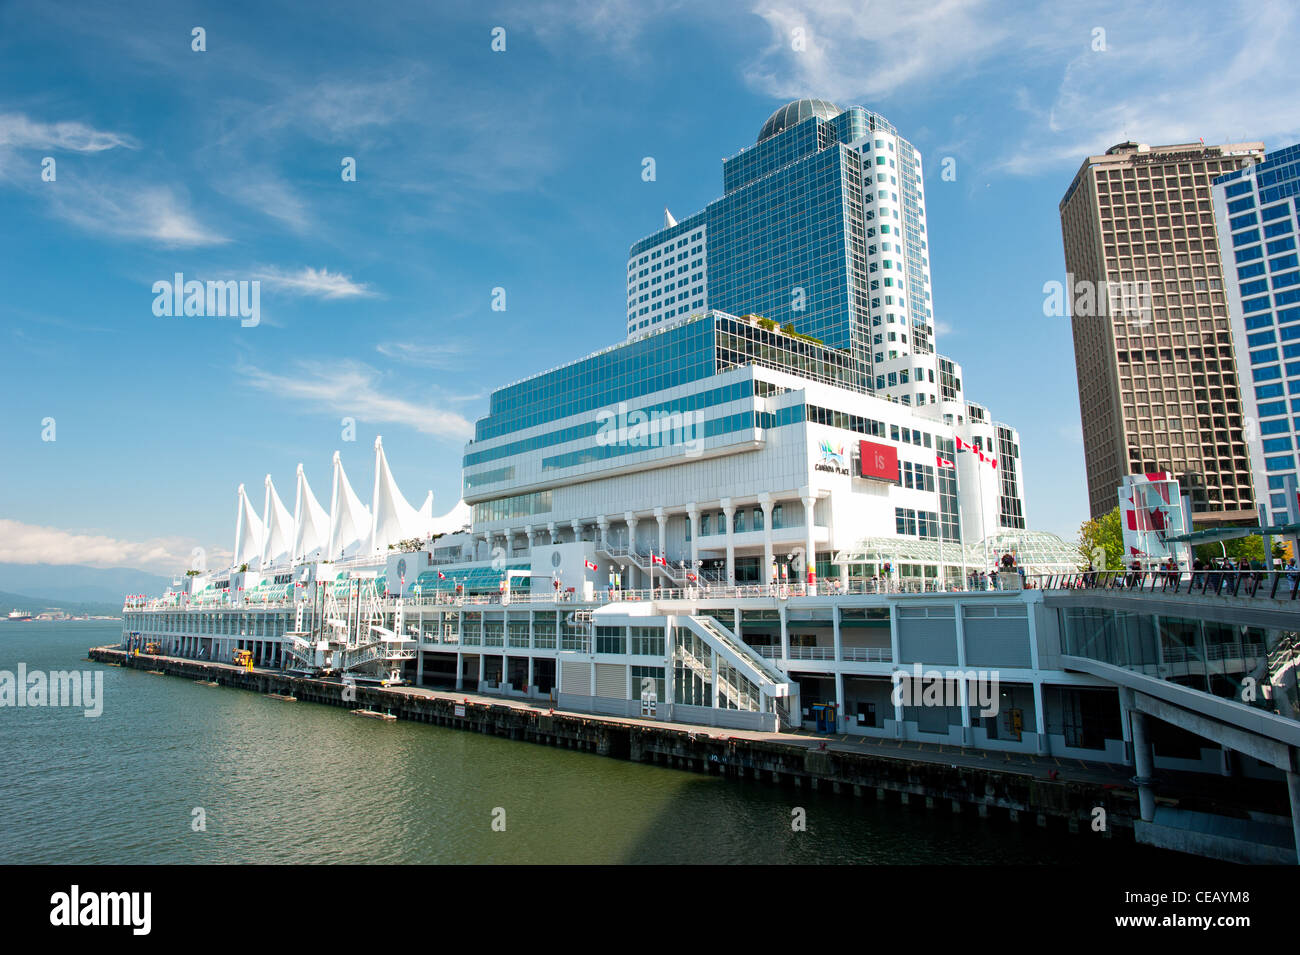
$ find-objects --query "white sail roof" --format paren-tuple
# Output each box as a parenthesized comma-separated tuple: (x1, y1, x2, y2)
(429, 499, 472, 536)
(233, 483, 265, 569)
(292, 463, 330, 562)
(368, 436, 432, 553)
(327, 451, 372, 559)
(260, 475, 294, 568)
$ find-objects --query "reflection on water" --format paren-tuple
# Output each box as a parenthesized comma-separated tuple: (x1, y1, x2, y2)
(0, 623, 1172, 864)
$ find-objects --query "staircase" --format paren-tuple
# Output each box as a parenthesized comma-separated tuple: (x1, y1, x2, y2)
(596, 543, 687, 584)
(674, 614, 789, 714)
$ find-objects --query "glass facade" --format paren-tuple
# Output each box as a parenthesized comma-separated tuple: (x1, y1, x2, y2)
(1215, 143, 1300, 522)
(628, 101, 935, 399)
(475, 317, 715, 442)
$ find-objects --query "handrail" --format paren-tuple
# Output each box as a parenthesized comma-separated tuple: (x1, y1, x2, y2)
(1030, 569, 1300, 601)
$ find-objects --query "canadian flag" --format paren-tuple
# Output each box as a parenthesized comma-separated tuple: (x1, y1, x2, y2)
(584, 559, 598, 571)
(686, 572, 697, 582)
(956, 436, 998, 469)
(936, 454, 955, 469)
(651, 553, 666, 566)
(437, 571, 446, 580)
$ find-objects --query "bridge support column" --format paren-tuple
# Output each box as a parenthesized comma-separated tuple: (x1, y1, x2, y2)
(1128, 702, 1156, 823)
(1287, 768, 1300, 865)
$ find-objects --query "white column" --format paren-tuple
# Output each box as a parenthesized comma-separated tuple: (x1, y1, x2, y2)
(759, 493, 775, 589)
(687, 504, 700, 578)
(570, 519, 583, 544)
(597, 516, 609, 552)
(800, 485, 818, 595)
(721, 497, 736, 586)
(654, 507, 667, 591)
(547, 522, 558, 545)
(625, 512, 639, 589)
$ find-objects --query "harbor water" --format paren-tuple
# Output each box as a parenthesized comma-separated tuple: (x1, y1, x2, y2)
(0, 622, 1172, 864)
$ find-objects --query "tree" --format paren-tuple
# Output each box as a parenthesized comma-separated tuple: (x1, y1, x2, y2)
(1078, 506, 1122, 570)
(1194, 536, 1287, 565)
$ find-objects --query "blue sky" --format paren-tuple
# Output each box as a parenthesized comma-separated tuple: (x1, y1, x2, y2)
(2, 0, 1298, 572)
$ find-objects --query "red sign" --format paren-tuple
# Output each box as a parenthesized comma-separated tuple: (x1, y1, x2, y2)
(859, 441, 897, 481)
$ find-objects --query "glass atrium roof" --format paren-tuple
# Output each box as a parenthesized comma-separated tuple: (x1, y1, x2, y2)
(834, 530, 1081, 573)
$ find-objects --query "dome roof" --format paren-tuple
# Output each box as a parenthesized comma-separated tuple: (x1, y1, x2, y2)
(757, 98, 842, 142)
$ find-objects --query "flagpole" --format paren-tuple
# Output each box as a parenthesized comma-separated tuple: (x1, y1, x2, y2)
(951, 448, 966, 590)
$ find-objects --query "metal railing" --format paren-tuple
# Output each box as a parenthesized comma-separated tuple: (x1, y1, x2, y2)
(786, 645, 836, 661)
(1031, 570, 1300, 601)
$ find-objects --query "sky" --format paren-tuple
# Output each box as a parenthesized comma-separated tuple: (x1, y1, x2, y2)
(2, 0, 1299, 574)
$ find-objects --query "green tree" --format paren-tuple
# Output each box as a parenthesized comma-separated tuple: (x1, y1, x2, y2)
(1194, 536, 1286, 565)
(1078, 506, 1122, 570)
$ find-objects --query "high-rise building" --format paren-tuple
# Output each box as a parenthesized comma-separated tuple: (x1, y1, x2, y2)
(1212, 143, 1300, 525)
(627, 98, 938, 410)
(1059, 140, 1265, 526)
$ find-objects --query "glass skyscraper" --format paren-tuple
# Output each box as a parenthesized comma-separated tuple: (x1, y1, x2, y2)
(626, 98, 939, 411)
(1213, 143, 1300, 524)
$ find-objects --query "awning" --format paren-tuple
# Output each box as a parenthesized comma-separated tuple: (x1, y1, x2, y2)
(1163, 522, 1300, 545)
(413, 563, 531, 593)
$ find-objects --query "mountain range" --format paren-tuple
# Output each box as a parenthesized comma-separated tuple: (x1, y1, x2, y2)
(0, 563, 172, 606)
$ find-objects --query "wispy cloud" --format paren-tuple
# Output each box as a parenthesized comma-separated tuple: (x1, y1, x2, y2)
(239, 359, 473, 440)
(48, 181, 228, 246)
(994, 2, 1300, 174)
(0, 518, 210, 574)
(253, 266, 375, 299)
(0, 112, 136, 152)
(744, 0, 1011, 102)
(0, 111, 225, 246)
(376, 341, 465, 369)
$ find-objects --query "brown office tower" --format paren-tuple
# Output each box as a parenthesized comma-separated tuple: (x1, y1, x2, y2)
(1059, 140, 1266, 526)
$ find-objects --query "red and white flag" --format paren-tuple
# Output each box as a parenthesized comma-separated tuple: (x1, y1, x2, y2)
(936, 454, 955, 469)
(686, 572, 697, 582)
(651, 553, 666, 566)
(584, 559, 598, 571)
(437, 571, 446, 580)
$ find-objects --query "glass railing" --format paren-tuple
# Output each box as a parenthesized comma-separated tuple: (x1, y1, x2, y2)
(1032, 570, 1300, 601)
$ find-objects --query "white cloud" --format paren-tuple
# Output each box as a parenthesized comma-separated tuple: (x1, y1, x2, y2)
(0, 113, 136, 152)
(744, 0, 1011, 102)
(47, 182, 228, 247)
(0, 112, 222, 246)
(239, 359, 473, 440)
(995, 2, 1300, 174)
(376, 341, 464, 369)
(0, 519, 214, 575)
(253, 266, 374, 299)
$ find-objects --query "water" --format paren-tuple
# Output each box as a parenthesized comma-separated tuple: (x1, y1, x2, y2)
(1, 622, 1171, 864)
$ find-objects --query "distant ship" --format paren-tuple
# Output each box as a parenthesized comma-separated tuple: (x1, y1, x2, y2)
(6, 610, 33, 621)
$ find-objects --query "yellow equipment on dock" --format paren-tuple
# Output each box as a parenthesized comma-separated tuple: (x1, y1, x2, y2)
(232, 649, 254, 670)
